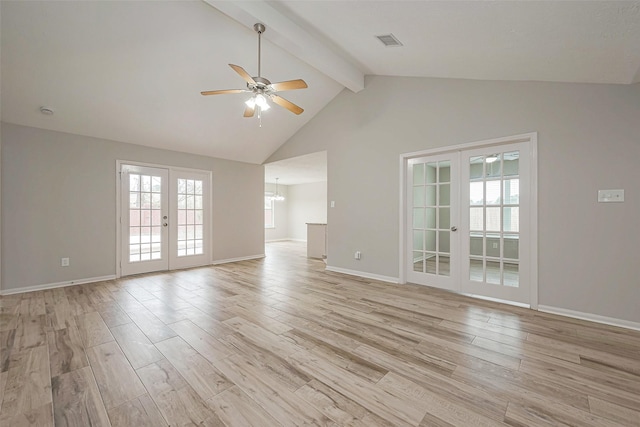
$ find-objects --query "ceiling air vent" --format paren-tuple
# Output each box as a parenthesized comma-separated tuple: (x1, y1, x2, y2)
(375, 33, 403, 47)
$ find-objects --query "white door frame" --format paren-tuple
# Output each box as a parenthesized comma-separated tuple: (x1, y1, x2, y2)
(115, 160, 213, 278)
(399, 132, 538, 309)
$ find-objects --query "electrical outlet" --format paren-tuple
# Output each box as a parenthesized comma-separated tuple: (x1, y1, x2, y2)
(354, 251, 361, 260)
(492, 242, 498, 249)
(61, 257, 70, 267)
(330, 201, 335, 208)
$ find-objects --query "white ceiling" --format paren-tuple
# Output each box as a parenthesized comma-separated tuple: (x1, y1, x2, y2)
(2, 1, 639, 168)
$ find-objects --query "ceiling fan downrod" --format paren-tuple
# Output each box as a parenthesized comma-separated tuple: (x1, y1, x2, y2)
(254, 23, 265, 78)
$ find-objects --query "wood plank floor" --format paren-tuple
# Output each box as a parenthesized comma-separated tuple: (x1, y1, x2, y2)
(1, 241, 639, 426)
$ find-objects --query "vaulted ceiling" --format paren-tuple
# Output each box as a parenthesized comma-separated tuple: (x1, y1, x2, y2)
(2, 1, 639, 165)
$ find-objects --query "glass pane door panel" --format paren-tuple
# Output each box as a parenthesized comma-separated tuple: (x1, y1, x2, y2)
(425, 255, 437, 274)
(503, 207, 519, 232)
(503, 151, 519, 176)
(177, 178, 204, 257)
(486, 208, 501, 232)
(426, 186, 437, 205)
(470, 156, 484, 179)
(425, 230, 436, 252)
(470, 259, 484, 282)
(413, 163, 425, 184)
(486, 261, 502, 284)
(504, 262, 519, 287)
(470, 182, 484, 205)
(413, 230, 424, 251)
(465, 148, 522, 290)
(504, 179, 520, 204)
(413, 252, 423, 272)
(121, 165, 169, 276)
(413, 208, 425, 228)
(426, 163, 437, 184)
(486, 154, 501, 177)
(486, 181, 501, 205)
(426, 208, 436, 228)
(439, 184, 450, 205)
(128, 172, 164, 263)
(470, 208, 484, 231)
(413, 187, 425, 206)
(407, 155, 458, 288)
(438, 161, 451, 182)
(413, 185, 425, 207)
(439, 208, 450, 229)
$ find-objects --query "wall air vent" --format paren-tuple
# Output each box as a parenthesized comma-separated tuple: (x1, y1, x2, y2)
(375, 34, 403, 47)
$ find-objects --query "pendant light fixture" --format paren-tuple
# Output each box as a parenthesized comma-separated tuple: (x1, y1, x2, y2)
(271, 178, 285, 201)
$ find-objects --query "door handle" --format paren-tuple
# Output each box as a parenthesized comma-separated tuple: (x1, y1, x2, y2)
(163, 223, 168, 227)
(451, 226, 457, 232)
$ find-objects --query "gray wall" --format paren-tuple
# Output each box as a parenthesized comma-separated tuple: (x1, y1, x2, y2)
(288, 182, 327, 241)
(267, 75, 640, 323)
(1, 123, 264, 292)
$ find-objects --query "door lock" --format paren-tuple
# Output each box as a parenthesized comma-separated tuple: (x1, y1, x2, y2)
(451, 226, 458, 232)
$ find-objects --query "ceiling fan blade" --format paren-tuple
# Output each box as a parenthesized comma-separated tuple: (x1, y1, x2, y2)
(271, 95, 304, 115)
(243, 105, 255, 118)
(200, 89, 247, 96)
(229, 64, 256, 85)
(270, 79, 308, 92)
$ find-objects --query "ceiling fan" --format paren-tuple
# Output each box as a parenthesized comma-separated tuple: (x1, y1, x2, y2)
(201, 23, 308, 118)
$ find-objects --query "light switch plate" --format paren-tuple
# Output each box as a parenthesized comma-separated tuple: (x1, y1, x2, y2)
(598, 189, 624, 203)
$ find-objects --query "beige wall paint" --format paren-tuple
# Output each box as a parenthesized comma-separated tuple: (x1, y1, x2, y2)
(1, 123, 264, 292)
(267, 76, 640, 323)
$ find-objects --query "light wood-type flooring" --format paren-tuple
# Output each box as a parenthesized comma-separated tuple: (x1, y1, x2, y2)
(1, 241, 639, 426)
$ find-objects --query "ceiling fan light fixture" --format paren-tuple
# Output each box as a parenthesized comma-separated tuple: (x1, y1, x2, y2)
(255, 94, 270, 110)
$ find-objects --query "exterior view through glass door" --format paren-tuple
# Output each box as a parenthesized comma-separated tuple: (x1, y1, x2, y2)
(120, 164, 211, 276)
(405, 137, 534, 306)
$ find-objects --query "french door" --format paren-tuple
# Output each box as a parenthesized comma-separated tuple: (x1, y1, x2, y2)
(405, 137, 535, 305)
(407, 154, 459, 291)
(120, 164, 210, 277)
(460, 142, 531, 304)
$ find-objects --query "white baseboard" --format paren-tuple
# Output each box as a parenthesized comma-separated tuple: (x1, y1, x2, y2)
(462, 293, 530, 309)
(1, 275, 116, 296)
(265, 238, 307, 243)
(325, 266, 399, 284)
(538, 305, 640, 331)
(212, 254, 265, 265)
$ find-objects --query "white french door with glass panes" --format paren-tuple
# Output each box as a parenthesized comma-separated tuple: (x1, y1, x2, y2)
(170, 171, 210, 270)
(121, 165, 169, 276)
(407, 154, 459, 290)
(460, 142, 531, 304)
(119, 164, 211, 277)
(404, 135, 535, 306)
